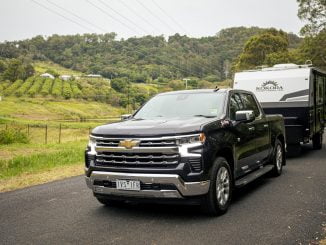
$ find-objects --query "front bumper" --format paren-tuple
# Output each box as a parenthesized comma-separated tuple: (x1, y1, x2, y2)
(85, 171, 210, 199)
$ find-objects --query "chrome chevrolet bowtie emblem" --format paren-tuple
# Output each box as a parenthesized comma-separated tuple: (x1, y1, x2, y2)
(119, 140, 140, 149)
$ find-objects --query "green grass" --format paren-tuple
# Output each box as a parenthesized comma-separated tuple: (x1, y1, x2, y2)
(0, 97, 125, 122)
(0, 140, 86, 179)
(33, 61, 83, 76)
(0, 128, 29, 144)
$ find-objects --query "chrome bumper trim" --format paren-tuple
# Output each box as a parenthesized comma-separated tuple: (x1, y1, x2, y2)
(85, 171, 210, 199)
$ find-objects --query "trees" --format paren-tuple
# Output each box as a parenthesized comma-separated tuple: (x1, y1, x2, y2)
(234, 29, 294, 70)
(299, 30, 326, 69)
(111, 77, 128, 93)
(297, 0, 326, 36)
(1, 59, 35, 82)
(296, 0, 326, 69)
(0, 28, 302, 82)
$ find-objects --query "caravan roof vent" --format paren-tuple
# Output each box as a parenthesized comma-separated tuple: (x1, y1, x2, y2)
(273, 63, 298, 68)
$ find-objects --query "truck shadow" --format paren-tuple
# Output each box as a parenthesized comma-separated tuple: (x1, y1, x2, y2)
(92, 177, 274, 220)
(286, 143, 316, 159)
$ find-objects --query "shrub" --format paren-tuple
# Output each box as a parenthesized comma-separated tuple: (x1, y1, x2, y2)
(0, 128, 29, 144)
(51, 78, 62, 97)
(4, 79, 24, 96)
(27, 77, 44, 97)
(40, 78, 53, 96)
(70, 81, 82, 98)
(0, 80, 11, 94)
(15, 77, 34, 97)
(62, 81, 73, 99)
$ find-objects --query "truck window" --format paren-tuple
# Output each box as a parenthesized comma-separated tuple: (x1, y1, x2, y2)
(229, 93, 244, 120)
(240, 93, 260, 117)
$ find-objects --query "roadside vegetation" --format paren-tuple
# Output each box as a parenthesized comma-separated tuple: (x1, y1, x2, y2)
(0, 140, 86, 192)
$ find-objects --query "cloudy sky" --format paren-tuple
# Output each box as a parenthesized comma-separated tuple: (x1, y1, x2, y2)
(0, 0, 303, 41)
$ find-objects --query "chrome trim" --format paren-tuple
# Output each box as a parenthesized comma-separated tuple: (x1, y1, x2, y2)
(95, 146, 178, 154)
(86, 171, 210, 198)
(90, 133, 202, 141)
(94, 142, 202, 157)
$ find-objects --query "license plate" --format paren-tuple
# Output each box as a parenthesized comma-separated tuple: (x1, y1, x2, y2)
(116, 180, 140, 191)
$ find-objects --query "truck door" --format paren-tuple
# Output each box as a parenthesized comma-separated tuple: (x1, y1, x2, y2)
(240, 93, 271, 169)
(229, 93, 257, 177)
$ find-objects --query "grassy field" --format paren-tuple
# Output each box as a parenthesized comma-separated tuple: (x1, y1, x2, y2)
(33, 61, 83, 76)
(0, 140, 86, 192)
(0, 97, 125, 121)
(0, 95, 124, 192)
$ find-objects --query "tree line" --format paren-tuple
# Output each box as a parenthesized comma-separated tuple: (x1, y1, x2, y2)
(0, 27, 302, 83)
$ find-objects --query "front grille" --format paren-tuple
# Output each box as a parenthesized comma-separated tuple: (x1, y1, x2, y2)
(94, 138, 177, 148)
(139, 140, 176, 147)
(95, 152, 180, 168)
(189, 158, 202, 172)
(93, 180, 177, 190)
(96, 139, 120, 147)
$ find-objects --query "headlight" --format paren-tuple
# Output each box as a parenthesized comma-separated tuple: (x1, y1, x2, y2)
(88, 137, 96, 154)
(176, 133, 206, 145)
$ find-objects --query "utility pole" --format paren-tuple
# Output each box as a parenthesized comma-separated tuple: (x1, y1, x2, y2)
(183, 78, 190, 89)
(127, 80, 130, 114)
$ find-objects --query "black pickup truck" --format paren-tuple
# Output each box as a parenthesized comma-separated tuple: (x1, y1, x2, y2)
(85, 89, 286, 215)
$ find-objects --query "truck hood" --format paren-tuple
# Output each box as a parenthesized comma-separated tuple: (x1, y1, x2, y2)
(92, 117, 218, 137)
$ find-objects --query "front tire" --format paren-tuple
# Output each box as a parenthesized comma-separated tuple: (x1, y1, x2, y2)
(312, 132, 323, 150)
(271, 139, 284, 177)
(201, 157, 233, 216)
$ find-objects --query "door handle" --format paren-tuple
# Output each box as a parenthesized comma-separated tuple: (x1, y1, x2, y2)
(263, 124, 269, 128)
(248, 126, 255, 131)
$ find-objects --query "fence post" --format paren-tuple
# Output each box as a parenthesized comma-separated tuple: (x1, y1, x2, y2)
(88, 127, 91, 135)
(5, 124, 8, 130)
(27, 124, 30, 136)
(59, 124, 61, 144)
(45, 125, 48, 144)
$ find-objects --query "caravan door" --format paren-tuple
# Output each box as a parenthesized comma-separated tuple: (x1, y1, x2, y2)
(314, 72, 325, 133)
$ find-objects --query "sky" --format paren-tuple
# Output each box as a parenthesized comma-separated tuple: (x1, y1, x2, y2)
(0, 0, 304, 42)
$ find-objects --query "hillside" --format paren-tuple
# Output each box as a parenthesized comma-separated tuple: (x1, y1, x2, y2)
(34, 61, 83, 76)
(0, 27, 302, 81)
(0, 97, 125, 122)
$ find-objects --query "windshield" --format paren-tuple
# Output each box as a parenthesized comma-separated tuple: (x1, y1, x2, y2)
(133, 92, 226, 119)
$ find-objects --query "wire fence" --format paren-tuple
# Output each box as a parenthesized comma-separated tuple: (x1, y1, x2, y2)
(0, 123, 93, 144)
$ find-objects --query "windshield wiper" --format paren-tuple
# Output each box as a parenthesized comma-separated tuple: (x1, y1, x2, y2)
(193, 114, 216, 118)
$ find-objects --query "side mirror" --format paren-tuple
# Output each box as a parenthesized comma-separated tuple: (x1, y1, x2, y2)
(235, 110, 255, 122)
(121, 114, 132, 120)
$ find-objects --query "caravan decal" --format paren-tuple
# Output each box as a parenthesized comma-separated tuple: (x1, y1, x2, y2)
(256, 81, 283, 92)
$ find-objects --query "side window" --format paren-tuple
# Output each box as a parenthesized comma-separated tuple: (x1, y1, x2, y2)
(229, 93, 244, 120)
(240, 93, 260, 118)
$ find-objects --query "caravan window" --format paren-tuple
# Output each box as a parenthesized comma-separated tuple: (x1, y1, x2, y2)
(240, 93, 261, 118)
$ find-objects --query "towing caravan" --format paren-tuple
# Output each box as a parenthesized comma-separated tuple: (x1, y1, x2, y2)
(233, 63, 325, 152)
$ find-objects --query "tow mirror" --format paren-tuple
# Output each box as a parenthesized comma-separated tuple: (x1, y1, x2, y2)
(121, 114, 132, 120)
(235, 110, 255, 122)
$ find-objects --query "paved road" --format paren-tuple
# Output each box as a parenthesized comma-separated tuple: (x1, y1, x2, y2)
(1, 144, 326, 245)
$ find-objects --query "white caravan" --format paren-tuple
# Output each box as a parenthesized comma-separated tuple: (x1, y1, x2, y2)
(234, 63, 325, 151)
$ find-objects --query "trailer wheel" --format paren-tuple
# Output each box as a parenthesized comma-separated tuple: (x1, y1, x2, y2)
(312, 132, 323, 150)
